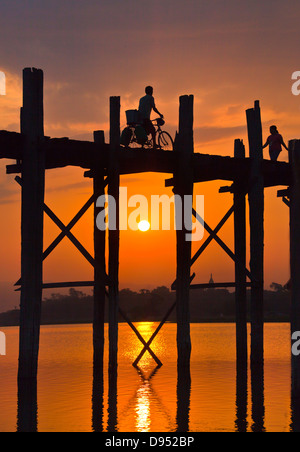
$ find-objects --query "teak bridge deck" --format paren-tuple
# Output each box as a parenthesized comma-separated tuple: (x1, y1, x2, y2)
(0, 129, 291, 186)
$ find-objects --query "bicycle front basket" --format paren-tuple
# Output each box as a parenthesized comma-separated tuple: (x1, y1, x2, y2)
(126, 110, 141, 125)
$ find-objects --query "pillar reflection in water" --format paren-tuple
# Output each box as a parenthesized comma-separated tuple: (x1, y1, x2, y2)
(251, 362, 265, 432)
(108, 371, 118, 432)
(17, 378, 38, 433)
(235, 362, 248, 432)
(291, 396, 300, 432)
(92, 366, 105, 433)
(176, 366, 191, 432)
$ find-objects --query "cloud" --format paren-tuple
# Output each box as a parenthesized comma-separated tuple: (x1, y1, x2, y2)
(0, 175, 20, 205)
(195, 125, 247, 145)
(45, 180, 91, 195)
(0, 70, 22, 131)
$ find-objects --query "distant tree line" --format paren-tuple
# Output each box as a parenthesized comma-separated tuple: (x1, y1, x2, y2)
(0, 283, 291, 327)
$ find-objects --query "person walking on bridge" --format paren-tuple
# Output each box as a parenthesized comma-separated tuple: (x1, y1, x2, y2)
(262, 125, 289, 161)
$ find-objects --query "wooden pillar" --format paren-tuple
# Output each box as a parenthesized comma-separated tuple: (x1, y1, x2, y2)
(234, 139, 247, 367)
(174, 95, 194, 369)
(18, 68, 45, 380)
(93, 130, 106, 374)
(289, 139, 300, 399)
(108, 97, 120, 378)
(246, 100, 264, 367)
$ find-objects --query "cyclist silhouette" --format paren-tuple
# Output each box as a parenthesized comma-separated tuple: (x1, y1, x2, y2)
(138, 86, 164, 149)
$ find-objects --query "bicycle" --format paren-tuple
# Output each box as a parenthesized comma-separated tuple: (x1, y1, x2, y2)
(120, 117, 174, 151)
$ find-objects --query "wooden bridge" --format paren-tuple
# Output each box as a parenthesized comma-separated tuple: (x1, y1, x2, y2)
(1, 129, 291, 185)
(1, 68, 300, 431)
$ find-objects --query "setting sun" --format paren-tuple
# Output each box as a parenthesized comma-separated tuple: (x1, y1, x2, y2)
(138, 220, 150, 232)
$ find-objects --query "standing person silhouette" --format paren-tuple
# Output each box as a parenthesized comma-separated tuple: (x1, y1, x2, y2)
(262, 125, 289, 161)
(138, 86, 163, 149)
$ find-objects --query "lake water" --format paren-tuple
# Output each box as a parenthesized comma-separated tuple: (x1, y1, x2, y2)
(0, 322, 296, 432)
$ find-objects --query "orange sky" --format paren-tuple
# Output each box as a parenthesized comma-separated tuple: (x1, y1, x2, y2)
(0, 1, 300, 309)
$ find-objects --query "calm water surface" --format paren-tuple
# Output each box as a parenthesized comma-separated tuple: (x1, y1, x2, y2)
(0, 323, 295, 432)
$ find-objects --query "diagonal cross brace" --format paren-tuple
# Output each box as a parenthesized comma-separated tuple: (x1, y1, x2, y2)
(43, 203, 95, 266)
(15, 175, 109, 285)
(132, 301, 176, 367)
(172, 201, 252, 289)
(42, 192, 97, 261)
(172, 204, 234, 289)
(119, 307, 163, 367)
(43, 177, 108, 260)
(192, 208, 253, 281)
(104, 289, 163, 367)
(191, 204, 235, 267)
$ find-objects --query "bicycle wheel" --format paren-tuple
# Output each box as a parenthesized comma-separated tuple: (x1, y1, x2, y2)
(158, 131, 174, 150)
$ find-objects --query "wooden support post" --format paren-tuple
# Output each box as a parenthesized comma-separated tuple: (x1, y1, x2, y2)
(92, 131, 106, 433)
(108, 97, 120, 378)
(234, 139, 248, 367)
(246, 100, 264, 367)
(18, 68, 45, 380)
(93, 130, 106, 374)
(174, 95, 194, 369)
(289, 140, 300, 399)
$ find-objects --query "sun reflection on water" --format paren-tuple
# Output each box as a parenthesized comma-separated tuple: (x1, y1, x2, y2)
(135, 380, 151, 432)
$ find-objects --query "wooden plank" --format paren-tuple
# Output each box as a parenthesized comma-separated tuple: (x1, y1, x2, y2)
(18, 68, 45, 380)
(43, 281, 94, 289)
(289, 139, 300, 399)
(246, 100, 264, 367)
(0, 131, 23, 160)
(189, 282, 252, 290)
(174, 95, 194, 369)
(15, 281, 95, 291)
(219, 185, 234, 193)
(233, 139, 248, 367)
(277, 188, 290, 198)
